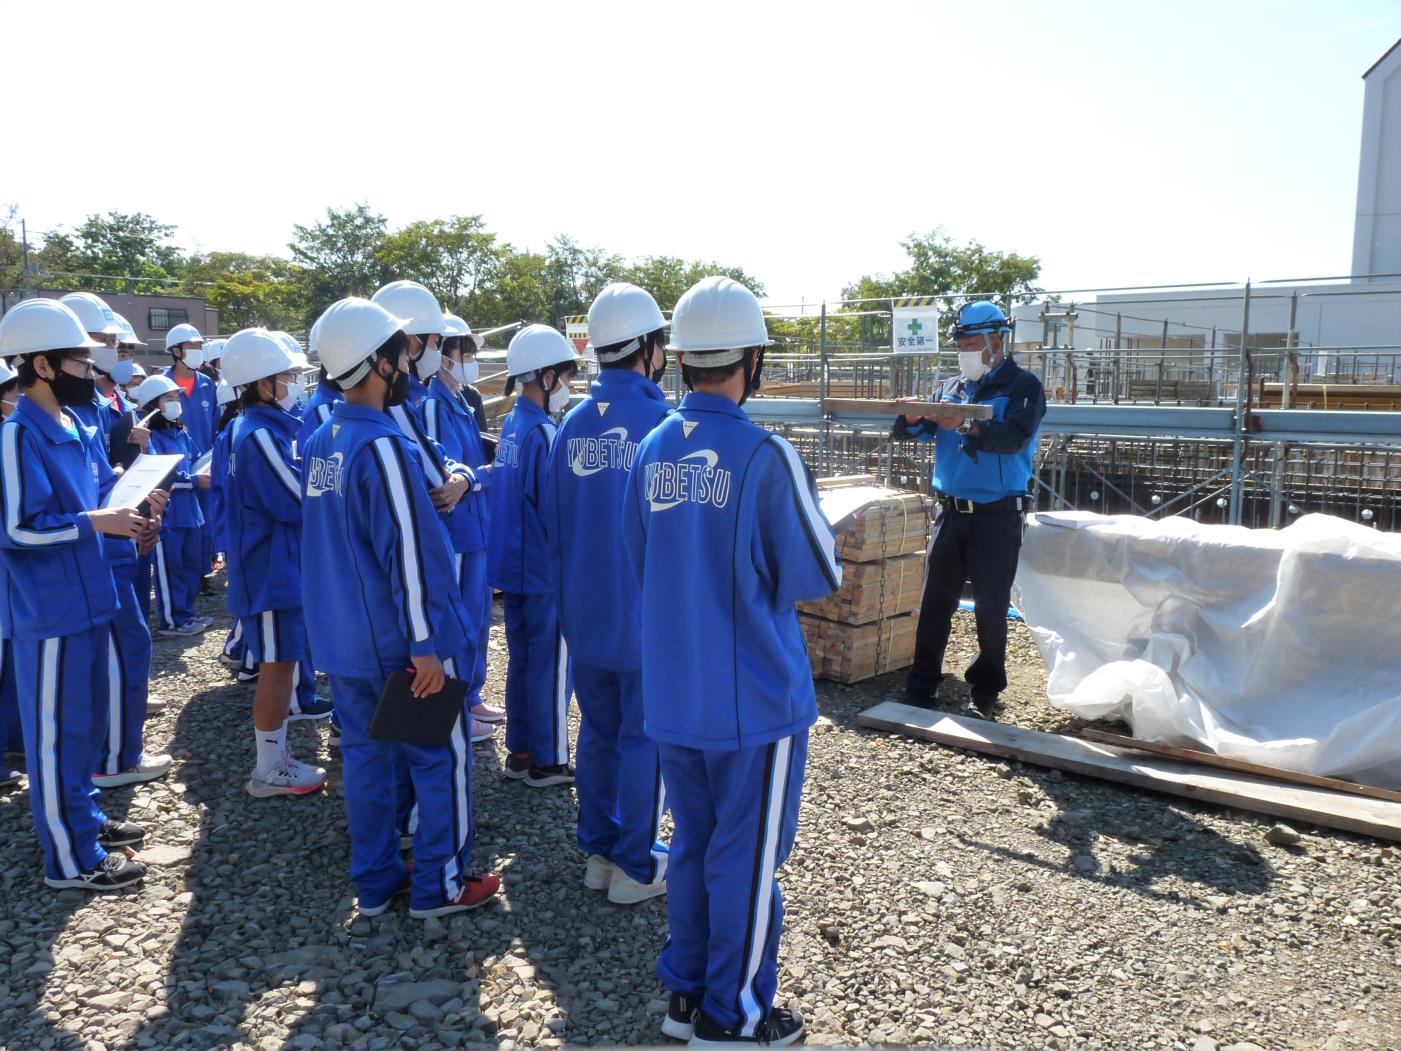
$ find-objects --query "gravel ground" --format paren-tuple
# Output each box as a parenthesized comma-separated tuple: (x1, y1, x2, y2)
(1, 593, 1399, 1051)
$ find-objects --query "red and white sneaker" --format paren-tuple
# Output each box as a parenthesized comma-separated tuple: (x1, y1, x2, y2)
(408, 873, 501, 918)
(246, 755, 327, 798)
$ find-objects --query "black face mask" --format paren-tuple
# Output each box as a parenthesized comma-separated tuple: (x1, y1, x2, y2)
(380, 361, 410, 408)
(50, 369, 96, 408)
(650, 348, 668, 385)
(738, 348, 765, 406)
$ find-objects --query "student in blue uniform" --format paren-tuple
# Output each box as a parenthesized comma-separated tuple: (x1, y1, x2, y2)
(425, 315, 503, 730)
(0, 363, 19, 785)
(163, 322, 219, 597)
(0, 298, 162, 891)
(487, 324, 580, 788)
(622, 277, 840, 1046)
(221, 328, 330, 798)
(136, 375, 210, 637)
(58, 293, 127, 452)
(301, 296, 499, 919)
(543, 283, 672, 905)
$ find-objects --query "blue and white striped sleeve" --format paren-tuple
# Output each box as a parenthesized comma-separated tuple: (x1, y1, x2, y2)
(0, 424, 95, 548)
(368, 435, 436, 654)
(760, 434, 841, 602)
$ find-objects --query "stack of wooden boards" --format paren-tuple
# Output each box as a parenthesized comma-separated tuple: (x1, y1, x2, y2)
(799, 476, 931, 684)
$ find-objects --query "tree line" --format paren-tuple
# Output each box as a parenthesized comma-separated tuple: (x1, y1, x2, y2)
(0, 204, 1042, 345)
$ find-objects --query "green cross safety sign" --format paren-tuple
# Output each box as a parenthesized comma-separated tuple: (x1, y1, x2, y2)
(892, 307, 940, 353)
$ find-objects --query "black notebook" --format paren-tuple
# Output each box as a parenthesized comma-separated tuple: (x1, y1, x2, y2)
(368, 671, 468, 746)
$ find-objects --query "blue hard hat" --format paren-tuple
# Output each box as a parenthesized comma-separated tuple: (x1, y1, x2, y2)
(952, 301, 1011, 338)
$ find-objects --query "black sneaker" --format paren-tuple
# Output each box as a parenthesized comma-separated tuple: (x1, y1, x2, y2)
(961, 696, 997, 722)
(525, 763, 575, 788)
(44, 852, 147, 892)
(97, 819, 146, 848)
(504, 752, 532, 781)
(691, 1006, 805, 1046)
(903, 678, 940, 710)
(661, 991, 699, 1041)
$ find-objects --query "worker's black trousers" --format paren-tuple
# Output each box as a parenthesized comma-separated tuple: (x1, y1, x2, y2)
(906, 505, 1024, 703)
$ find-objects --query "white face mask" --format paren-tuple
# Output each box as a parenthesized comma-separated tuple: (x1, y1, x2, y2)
(958, 350, 990, 382)
(548, 379, 572, 414)
(181, 346, 205, 370)
(1, 396, 17, 418)
(276, 378, 300, 414)
(453, 360, 479, 385)
(161, 400, 183, 422)
(416, 348, 442, 381)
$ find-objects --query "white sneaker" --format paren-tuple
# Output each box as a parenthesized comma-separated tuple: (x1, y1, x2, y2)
(608, 867, 667, 905)
(196, 615, 214, 628)
(583, 854, 615, 891)
(246, 755, 326, 798)
(470, 701, 505, 723)
(469, 717, 495, 744)
(158, 619, 206, 637)
(92, 754, 172, 789)
(328, 723, 342, 751)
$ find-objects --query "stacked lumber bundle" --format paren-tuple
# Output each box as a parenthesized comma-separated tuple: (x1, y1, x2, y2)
(799, 476, 930, 684)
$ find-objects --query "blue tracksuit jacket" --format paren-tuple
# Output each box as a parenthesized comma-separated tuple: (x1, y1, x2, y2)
(164, 368, 220, 456)
(422, 378, 491, 554)
(901, 355, 1046, 503)
(298, 382, 342, 460)
(301, 401, 470, 678)
(486, 398, 555, 596)
(543, 369, 671, 670)
(226, 405, 304, 617)
(210, 421, 235, 554)
(621, 392, 841, 750)
(146, 425, 204, 529)
(0, 398, 119, 640)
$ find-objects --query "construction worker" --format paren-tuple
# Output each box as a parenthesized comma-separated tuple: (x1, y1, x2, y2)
(220, 328, 329, 798)
(487, 324, 579, 787)
(301, 296, 498, 918)
(621, 276, 839, 1045)
(425, 313, 503, 728)
(136, 375, 210, 637)
(0, 298, 164, 891)
(543, 283, 672, 904)
(894, 300, 1045, 720)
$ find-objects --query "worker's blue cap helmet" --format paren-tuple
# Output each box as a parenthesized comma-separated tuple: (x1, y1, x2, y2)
(952, 301, 1011, 338)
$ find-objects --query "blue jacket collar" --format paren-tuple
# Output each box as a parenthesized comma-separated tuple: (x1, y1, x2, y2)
(331, 400, 401, 429)
(243, 402, 300, 438)
(14, 394, 82, 445)
(679, 391, 746, 419)
(428, 377, 471, 415)
(513, 396, 550, 421)
(591, 368, 667, 404)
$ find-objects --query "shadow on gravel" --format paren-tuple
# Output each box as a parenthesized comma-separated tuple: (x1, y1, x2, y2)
(956, 768, 1277, 903)
(0, 780, 89, 1050)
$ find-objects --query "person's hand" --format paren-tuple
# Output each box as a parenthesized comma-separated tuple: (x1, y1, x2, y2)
(926, 405, 966, 430)
(430, 472, 469, 512)
(136, 519, 161, 556)
(128, 425, 151, 452)
(88, 507, 150, 538)
(145, 489, 169, 517)
(195, 473, 211, 489)
(409, 654, 445, 698)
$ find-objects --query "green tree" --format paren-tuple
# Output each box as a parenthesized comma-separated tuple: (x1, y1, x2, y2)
(288, 204, 390, 322)
(476, 250, 551, 327)
(0, 205, 26, 297)
(542, 235, 625, 322)
(377, 216, 504, 322)
(35, 211, 183, 294)
(842, 227, 1041, 308)
(180, 252, 307, 333)
(620, 256, 765, 311)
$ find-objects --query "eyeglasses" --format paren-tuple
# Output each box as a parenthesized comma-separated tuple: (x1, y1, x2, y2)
(64, 358, 97, 378)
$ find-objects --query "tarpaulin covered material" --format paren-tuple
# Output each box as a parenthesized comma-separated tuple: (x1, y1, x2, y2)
(1012, 511, 1401, 788)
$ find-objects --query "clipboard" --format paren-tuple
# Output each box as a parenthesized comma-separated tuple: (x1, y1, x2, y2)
(368, 671, 468, 746)
(102, 453, 183, 510)
(192, 450, 213, 477)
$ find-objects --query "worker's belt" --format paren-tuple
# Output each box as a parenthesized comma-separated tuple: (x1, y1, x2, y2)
(940, 494, 1028, 514)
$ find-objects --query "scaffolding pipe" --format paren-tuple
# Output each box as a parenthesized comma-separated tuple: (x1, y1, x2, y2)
(1228, 281, 1253, 524)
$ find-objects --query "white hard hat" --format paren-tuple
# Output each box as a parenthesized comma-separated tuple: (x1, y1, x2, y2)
(587, 283, 667, 362)
(270, 331, 309, 369)
(315, 297, 410, 388)
(136, 374, 180, 410)
(221, 327, 306, 388)
(112, 312, 145, 347)
(443, 313, 485, 351)
(203, 337, 227, 361)
(666, 276, 772, 363)
(307, 315, 324, 362)
(58, 292, 123, 337)
(216, 381, 236, 407)
(371, 280, 447, 336)
(0, 360, 17, 386)
(0, 299, 103, 357)
(506, 324, 579, 378)
(165, 322, 204, 351)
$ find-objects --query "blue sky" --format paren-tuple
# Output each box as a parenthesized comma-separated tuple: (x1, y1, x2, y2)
(6, 0, 1399, 307)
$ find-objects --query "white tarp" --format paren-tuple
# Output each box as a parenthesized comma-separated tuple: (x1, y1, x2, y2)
(1012, 511, 1401, 787)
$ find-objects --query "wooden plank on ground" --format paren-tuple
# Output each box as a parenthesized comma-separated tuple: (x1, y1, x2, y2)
(823, 398, 994, 421)
(1079, 729, 1401, 804)
(855, 701, 1401, 842)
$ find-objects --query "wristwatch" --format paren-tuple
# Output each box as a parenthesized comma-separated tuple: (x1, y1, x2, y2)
(958, 416, 975, 436)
